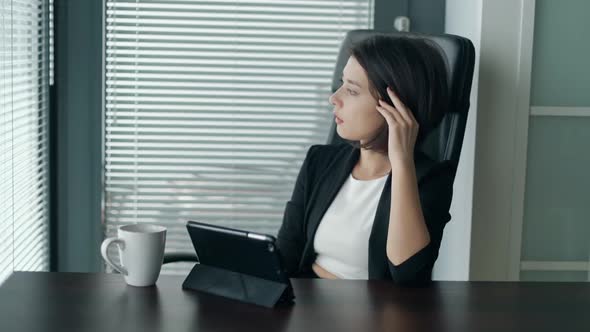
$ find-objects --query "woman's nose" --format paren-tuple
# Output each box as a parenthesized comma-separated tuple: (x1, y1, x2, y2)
(329, 90, 339, 106)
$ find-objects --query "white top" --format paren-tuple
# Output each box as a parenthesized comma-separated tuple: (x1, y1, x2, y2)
(313, 173, 389, 279)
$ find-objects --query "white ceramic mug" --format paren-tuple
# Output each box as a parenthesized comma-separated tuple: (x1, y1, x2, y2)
(101, 224, 167, 287)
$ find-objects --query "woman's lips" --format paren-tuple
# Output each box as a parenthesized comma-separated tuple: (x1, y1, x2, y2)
(335, 116, 344, 124)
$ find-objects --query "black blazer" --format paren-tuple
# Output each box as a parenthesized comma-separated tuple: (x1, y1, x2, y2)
(277, 143, 456, 284)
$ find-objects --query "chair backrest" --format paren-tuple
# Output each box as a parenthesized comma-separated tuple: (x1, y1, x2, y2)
(327, 30, 475, 166)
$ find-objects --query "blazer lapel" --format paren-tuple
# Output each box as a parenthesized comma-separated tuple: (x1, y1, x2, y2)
(367, 172, 392, 278)
(299, 145, 360, 269)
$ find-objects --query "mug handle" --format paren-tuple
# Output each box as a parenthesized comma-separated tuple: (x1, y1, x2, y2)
(100, 237, 128, 276)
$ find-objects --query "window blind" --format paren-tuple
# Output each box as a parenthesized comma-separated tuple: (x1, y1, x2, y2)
(0, 0, 51, 284)
(104, 0, 374, 274)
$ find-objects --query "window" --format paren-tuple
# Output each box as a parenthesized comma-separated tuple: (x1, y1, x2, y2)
(104, 0, 374, 274)
(0, 0, 51, 284)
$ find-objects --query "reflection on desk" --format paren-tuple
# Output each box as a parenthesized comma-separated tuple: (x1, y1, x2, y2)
(0, 272, 589, 332)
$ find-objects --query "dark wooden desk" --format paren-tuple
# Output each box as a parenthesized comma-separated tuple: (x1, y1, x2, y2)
(0, 272, 589, 332)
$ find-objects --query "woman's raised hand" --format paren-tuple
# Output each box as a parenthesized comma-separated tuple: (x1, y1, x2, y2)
(375, 87, 419, 168)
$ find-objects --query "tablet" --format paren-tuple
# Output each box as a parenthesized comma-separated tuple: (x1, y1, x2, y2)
(185, 220, 292, 286)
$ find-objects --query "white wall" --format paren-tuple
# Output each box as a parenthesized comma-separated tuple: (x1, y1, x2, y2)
(468, 0, 534, 281)
(432, 0, 482, 281)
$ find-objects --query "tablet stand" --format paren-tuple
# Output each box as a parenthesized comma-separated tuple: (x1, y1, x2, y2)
(182, 263, 294, 308)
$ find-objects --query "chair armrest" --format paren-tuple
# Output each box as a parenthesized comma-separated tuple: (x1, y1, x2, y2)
(163, 252, 199, 264)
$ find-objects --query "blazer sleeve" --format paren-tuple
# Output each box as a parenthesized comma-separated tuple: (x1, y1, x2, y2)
(276, 145, 319, 276)
(387, 160, 456, 285)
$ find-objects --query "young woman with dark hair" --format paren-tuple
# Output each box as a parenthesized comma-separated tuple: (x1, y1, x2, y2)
(277, 35, 455, 285)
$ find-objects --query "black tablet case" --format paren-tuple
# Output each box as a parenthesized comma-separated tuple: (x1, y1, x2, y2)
(182, 221, 294, 308)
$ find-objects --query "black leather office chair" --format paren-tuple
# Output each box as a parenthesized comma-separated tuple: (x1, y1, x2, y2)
(163, 30, 475, 265)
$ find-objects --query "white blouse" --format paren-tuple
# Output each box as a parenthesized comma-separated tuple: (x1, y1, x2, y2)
(313, 173, 389, 279)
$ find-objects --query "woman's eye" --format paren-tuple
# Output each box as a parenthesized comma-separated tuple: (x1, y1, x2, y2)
(338, 78, 358, 95)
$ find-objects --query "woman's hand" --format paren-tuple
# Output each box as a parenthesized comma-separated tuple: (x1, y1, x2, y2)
(375, 87, 419, 168)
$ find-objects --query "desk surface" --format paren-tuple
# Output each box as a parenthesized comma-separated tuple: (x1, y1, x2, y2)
(0, 272, 589, 332)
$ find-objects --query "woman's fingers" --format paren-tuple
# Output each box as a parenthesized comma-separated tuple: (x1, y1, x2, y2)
(385, 87, 417, 125)
(376, 105, 396, 126)
(377, 100, 406, 128)
(376, 103, 403, 127)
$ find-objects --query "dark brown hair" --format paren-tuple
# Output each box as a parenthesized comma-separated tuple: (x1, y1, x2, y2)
(345, 35, 450, 154)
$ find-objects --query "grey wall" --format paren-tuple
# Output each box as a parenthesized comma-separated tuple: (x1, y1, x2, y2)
(54, 0, 104, 272)
(374, 0, 445, 34)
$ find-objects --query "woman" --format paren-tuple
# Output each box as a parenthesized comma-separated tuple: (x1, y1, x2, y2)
(276, 35, 455, 285)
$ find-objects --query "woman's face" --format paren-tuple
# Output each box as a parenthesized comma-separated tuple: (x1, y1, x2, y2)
(329, 56, 386, 144)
